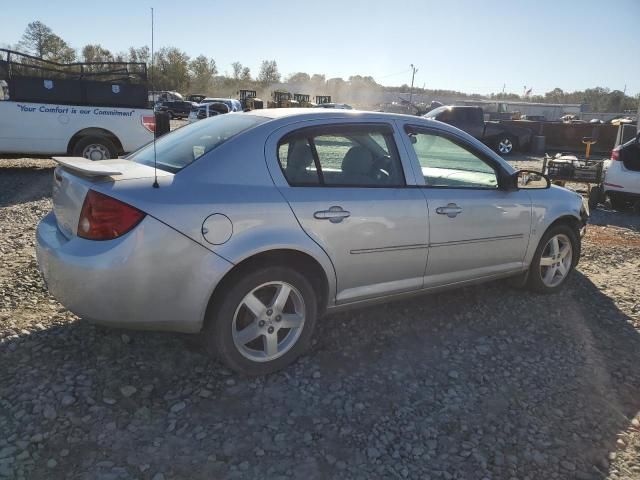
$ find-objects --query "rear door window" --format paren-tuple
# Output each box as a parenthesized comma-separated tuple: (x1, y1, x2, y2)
(277, 124, 405, 187)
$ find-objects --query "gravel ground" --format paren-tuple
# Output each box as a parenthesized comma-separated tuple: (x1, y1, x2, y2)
(1, 153, 640, 480)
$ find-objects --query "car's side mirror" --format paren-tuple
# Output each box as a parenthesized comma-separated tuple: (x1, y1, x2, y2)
(514, 170, 550, 189)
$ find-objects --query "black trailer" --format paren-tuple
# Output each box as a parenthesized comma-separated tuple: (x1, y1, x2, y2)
(0, 48, 148, 108)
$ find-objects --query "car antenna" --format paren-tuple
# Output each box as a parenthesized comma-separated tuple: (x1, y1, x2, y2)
(151, 6, 159, 188)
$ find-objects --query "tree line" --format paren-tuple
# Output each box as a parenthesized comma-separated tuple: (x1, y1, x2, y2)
(4, 20, 638, 112)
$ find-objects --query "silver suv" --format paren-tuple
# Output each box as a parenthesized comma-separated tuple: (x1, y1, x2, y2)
(36, 109, 588, 374)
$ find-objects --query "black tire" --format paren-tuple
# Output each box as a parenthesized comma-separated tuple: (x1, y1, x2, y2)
(167, 110, 175, 119)
(203, 266, 318, 375)
(608, 193, 628, 211)
(527, 224, 579, 293)
(588, 184, 603, 209)
(72, 135, 118, 160)
(496, 135, 516, 156)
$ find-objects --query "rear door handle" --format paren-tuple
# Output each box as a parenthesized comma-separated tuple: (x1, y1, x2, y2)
(435, 203, 463, 218)
(314, 206, 351, 223)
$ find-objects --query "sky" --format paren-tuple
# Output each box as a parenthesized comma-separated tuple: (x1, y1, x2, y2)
(3, 0, 640, 96)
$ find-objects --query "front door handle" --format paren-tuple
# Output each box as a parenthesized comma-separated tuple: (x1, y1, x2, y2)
(436, 203, 463, 218)
(314, 206, 351, 223)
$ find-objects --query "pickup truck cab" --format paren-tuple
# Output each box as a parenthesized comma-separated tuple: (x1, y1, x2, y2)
(424, 105, 532, 155)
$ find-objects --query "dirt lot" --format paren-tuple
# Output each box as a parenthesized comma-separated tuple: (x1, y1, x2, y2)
(1, 154, 640, 480)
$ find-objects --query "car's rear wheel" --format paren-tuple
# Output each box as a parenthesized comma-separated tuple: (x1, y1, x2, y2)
(496, 135, 516, 155)
(528, 225, 579, 293)
(73, 135, 118, 160)
(204, 267, 318, 375)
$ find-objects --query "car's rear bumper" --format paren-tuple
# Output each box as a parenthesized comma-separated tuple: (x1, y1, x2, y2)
(603, 161, 640, 197)
(36, 212, 233, 333)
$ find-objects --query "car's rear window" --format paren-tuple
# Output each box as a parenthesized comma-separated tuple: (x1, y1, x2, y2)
(128, 114, 267, 173)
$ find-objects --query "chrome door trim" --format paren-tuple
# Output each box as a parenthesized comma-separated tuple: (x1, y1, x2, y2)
(430, 233, 524, 247)
(350, 244, 429, 254)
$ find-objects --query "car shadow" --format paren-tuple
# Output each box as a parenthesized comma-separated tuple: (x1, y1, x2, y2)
(590, 207, 640, 232)
(0, 164, 54, 207)
(1, 270, 638, 479)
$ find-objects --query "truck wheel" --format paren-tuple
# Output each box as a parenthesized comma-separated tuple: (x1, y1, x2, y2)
(588, 184, 602, 209)
(496, 135, 515, 155)
(608, 193, 627, 211)
(73, 136, 118, 160)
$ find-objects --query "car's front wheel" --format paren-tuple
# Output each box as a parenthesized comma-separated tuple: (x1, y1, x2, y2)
(528, 224, 579, 293)
(204, 267, 318, 375)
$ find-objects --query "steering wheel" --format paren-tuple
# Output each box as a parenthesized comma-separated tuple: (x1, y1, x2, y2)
(371, 155, 392, 184)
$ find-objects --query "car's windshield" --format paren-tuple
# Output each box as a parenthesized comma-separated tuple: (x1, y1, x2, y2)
(127, 114, 267, 173)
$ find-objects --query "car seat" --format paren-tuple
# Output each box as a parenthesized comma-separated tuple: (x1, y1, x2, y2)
(340, 146, 375, 185)
(286, 142, 317, 184)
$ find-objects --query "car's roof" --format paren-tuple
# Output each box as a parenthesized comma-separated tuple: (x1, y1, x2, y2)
(245, 108, 420, 122)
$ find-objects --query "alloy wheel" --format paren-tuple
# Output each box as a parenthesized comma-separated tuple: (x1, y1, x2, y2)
(539, 233, 572, 287)
(498, 138, 513, 154)
(231, 281, 306, 362)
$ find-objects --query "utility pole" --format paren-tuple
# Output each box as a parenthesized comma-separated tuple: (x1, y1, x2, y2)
(409, 64, 418, 104)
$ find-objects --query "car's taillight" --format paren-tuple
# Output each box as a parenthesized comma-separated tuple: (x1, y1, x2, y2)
(141, 114, 156, 132)
(77, 190, 145, 240)
(611, 146, 621, 161)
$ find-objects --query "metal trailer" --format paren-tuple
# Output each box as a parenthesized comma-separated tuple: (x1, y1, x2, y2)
(542, 141, 605, 209)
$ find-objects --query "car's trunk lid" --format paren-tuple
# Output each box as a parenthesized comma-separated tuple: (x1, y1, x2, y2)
(51, 157, 170, 238)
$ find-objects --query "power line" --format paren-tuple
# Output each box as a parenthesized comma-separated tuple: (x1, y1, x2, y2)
(377, 69, 411, 80)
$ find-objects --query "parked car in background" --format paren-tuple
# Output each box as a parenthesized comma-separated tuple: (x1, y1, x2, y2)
(313, 102, 353, 110)
(187, 94, 207, 103)
(148, 90, 184, 104)
(200, 97, 242, 112)
(187, 102, 231, 123)
(155, 100, 197, 119)
(424, 105, 532, 155)
(36, 109, 587, 375)
(603, 133, 640, 211)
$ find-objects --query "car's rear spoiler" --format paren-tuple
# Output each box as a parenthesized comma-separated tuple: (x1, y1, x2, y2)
(52, 157, 125, 177)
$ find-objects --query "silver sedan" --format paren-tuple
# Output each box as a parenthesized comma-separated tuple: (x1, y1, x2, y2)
(36, 109, 588, 374)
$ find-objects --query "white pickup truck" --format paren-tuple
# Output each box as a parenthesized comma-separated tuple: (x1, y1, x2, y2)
(0, 100, 154, 159)
(0, 49, 155, 160)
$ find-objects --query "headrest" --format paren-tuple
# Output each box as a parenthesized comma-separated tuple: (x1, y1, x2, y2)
(342, 146, 373, 175)
(287, 142, 314, 170)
